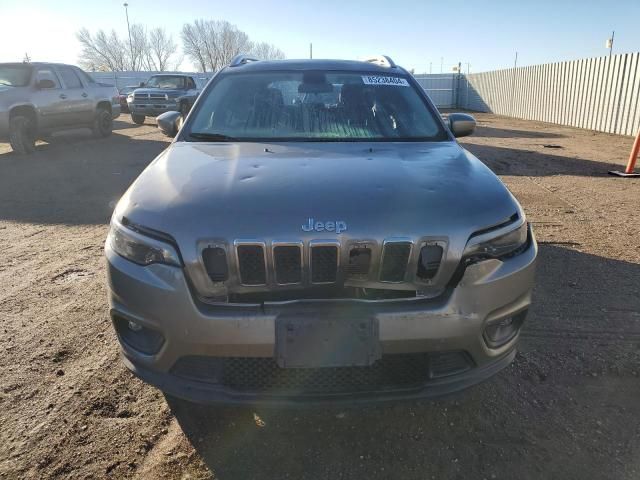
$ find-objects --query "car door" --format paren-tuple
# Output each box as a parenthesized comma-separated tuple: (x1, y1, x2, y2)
(73, 66, 105, 116)
(31, 67, 66, 130)
(56, 66, 93, 126)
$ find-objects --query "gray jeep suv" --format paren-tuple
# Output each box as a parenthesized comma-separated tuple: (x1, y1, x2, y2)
(0, 62, 120, 154)
(106, 55, 537, 405)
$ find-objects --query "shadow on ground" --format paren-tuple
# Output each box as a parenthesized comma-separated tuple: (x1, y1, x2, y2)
(463, 143, 621, 176)
(164, 245, 640, 480)
(473, 125, 565, 139)
(0, 127, 168, 225)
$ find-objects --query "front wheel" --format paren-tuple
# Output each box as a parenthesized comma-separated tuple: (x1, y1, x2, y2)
(179, 102, 190, 118)
(9, 115, 37, 155)
(92, 108, 113, 138)
(131, 114, 145, 125)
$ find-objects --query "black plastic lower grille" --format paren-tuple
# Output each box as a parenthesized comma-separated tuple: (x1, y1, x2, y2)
(274, 245, 302, 284)
(202, 247, 229, 282)
(170, 352, 472, 394)
(237, 245, 266, 285)
(380, 242, 412, 282)
(417, 245, 444, 280)
(311, 246, 338, 283)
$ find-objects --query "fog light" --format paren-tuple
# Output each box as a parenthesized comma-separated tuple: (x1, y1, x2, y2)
(483, 310, 527, 348)
(112, 314, 165, 355)
(128, 320, 143, 332)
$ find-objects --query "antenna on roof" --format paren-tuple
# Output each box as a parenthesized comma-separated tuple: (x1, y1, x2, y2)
(362, 55, 396, 68)
(229, 54, 260, 67)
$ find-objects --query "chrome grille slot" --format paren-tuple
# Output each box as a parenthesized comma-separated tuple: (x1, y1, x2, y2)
(310, 245, 338, 283)
(380, 242, 412, 282)
(417, 244, 443, 280)
(273, 245, 302, 285)
(202, 247, 228, 282)
(347, 246, 372, 278)
(236, 244, 267, 285)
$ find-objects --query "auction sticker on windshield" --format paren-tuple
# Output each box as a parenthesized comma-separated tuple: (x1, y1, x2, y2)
(362, 75, 410, 86)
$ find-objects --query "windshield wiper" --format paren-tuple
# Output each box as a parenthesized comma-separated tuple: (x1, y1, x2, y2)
(189, 132, 238, 142)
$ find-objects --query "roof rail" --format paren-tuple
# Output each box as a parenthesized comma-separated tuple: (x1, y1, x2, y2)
(363, 55, 397, 68)
(229, 54, 260, 67)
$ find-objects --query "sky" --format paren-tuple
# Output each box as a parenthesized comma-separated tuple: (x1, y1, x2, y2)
(1, 0, 640, 74)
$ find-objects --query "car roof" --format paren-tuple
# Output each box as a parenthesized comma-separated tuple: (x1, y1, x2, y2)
(0, 62, 79, 68)
(221, 59, 409, 74)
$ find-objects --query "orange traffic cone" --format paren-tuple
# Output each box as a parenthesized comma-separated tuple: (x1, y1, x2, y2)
(610, 128, 640, 177)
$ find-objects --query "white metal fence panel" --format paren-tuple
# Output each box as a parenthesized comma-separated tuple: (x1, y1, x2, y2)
(90, 71, 214, 90)
(413, 74, 457, 108)
(460, 52, 640, 136)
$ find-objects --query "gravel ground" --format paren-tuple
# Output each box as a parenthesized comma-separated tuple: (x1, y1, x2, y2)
(0, 114, 639, 479)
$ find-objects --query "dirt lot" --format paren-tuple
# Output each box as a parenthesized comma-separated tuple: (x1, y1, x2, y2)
(0, 113, 639, 479)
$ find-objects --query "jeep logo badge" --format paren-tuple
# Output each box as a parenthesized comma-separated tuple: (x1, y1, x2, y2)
(302, 218, 347, 233)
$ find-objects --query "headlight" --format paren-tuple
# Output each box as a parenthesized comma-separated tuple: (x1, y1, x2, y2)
(106, 219, 181, 267)
(127, 94, 133, 102)
(463, 220, 528, 260)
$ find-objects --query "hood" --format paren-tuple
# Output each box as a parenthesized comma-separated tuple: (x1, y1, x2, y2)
(133, 88, 183, 97)
(116, 141, 520, 256)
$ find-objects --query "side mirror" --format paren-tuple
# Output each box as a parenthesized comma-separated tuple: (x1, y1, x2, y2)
(157, 111, 182, 137)
(139, 81, 146, 87)
(36, 79, 56, 89)
(448, 113, 476, 138)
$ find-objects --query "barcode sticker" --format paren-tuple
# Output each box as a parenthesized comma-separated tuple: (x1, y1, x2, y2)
(361, 76, 410, 87)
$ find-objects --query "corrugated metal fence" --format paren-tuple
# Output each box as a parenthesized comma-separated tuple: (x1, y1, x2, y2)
(90, 71, 214, 90)
(459, 52, 640, 136)
(413, 74, 458, 108)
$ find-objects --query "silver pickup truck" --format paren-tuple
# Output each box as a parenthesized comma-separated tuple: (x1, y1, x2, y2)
(0, 62, 120, 154)
(127, 74, 199, 125)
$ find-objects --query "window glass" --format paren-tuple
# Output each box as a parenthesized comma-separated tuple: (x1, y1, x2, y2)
(187, 71, 447, 142)
(146, 75, 186, 89)
(35, 68, 60, 88)
(0, 64, 33, 87)
(74, 67, 95, 84)
(58, 67, 82, 88)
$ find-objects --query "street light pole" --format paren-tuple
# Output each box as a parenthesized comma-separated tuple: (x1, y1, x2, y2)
(123, 3, 134, 70)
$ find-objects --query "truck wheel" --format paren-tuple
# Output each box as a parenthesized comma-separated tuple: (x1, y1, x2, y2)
(180, 102, 190, 118)
(9, 115, 37, 155)
(92, 108, 113, 138)
(131, 114, 145, 125)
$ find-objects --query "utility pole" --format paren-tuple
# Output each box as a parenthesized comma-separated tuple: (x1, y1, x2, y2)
(309, 43, 313, 59)
(123, 3, 134, 70)
(429, 62, 432, 74)
(607, 31, 615, 58)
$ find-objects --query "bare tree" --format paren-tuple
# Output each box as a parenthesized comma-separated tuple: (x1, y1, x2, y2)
(77, 28, 127, 71)
(181, 22, 207, 72)
(251, 42, 286, 61)
(127, 24, 147, 71)
(146, 28, 177, 71)
(181, 19, 285, 72)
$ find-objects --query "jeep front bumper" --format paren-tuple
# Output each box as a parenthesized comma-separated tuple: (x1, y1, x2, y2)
(106, 234, 537, 405)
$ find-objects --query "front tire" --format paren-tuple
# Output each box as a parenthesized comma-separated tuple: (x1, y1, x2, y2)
(131, 114, 145, 125)
(92, 108, 113, 138)
(180, 102, 190, 118)
(9, 115, 37, 155)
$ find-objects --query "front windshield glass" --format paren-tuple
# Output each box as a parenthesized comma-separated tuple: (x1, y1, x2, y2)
(0, 64, 33, 87)
(146, 75, 185, 89)
(187, 71, 447, 141)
